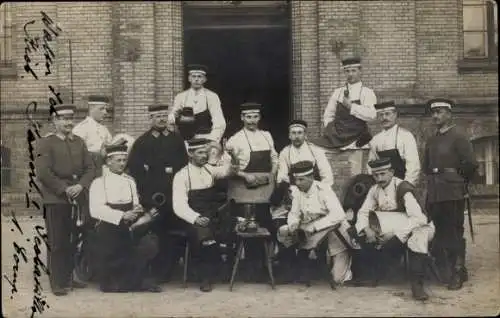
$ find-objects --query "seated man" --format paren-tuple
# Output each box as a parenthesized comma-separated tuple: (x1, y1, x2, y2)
(277, 161, 353, 288)
(353, 157, 435, 301)
(89, 144, 161, 293)
(172, 138, 238, 292)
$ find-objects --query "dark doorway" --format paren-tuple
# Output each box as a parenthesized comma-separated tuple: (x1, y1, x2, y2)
(183, 3, 291, 152)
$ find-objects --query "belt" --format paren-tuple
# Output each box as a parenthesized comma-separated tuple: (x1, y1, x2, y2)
(430, 168, 457, 174)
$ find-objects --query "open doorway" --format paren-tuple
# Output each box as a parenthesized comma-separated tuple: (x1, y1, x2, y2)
(183, 3, 291, 151)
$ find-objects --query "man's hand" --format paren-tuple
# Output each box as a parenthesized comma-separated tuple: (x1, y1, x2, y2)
(65, 184, 83, 199)
(122, 210, 140, 224)
(342, 96, 352, 110)
(363, 227, 377, 243)
(243, 173, 257, 185)
(195, 216, 210, 227)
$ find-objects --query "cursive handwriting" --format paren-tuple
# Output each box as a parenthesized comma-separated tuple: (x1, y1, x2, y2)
(2, 212, 29, 298)
(30, 225, 50, 318)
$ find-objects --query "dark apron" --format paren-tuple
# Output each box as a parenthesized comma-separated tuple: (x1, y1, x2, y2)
(181, 90, 213, 137)
(227, 130, 275, 204)
(375, 126, 406, 180)
(187, 166, 219, 243)
(90, 151, 104, 177)
(287, 142, 321, 185)
(322, 87, 370, 148)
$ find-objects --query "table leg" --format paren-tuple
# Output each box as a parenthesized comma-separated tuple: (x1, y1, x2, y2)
(229, 241, 244, 291)
(263, 240, 275, 289)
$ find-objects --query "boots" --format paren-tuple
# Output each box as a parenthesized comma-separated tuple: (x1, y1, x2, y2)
(448, 239, 467, 290)
(296, 249, 312, 287)
(409, 250, 429, 301)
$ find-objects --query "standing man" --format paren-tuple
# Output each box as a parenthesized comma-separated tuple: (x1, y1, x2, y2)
(353, 158, 434, 300)
(126, 104, 189, 282)
(277, 119, 334, 187)
(72, 95, 112, 175)
(367, 101, 421, 186)
(169, 64, 226, 142)
(36, 104, 96, 296)
(315, 57, 377, 150)
(277, 161, 353, 288)
(89, 144, 161, 293)
(224, 102, 279, 279)
(172, 138, 237, 292)
(424, 98, 478, 290)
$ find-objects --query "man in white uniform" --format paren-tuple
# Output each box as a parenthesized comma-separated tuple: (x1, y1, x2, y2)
(169, 64, 226, 142)
(367, 101, 420, 186)
(172, 138, 238, 292)
(88, 144, 161, 293)
(277, 161, 353, 288)
(353, 157, 435, 300)
(314, 57, 377, 150)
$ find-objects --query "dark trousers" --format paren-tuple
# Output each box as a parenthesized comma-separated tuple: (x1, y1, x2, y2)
(44, 204, 76, 290)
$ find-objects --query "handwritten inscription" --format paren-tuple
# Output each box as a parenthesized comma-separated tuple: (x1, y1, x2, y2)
(31, 225, 50, 317)
(3, 212, 29, 298)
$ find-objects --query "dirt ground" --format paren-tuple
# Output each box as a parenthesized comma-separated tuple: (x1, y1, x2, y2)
(2, 214, 499, 318)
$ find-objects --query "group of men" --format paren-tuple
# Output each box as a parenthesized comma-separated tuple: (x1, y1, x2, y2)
(36, 59, 477, 302)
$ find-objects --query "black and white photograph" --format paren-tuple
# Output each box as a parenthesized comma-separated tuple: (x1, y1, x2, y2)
(1, 1, 498, 317)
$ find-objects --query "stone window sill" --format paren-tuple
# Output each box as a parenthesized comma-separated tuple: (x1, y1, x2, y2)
(458, 59, 498, 74)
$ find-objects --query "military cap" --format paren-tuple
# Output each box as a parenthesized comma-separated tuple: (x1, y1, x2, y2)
(105, 144, 128, 157)
(88, 95, 110, 105)
(342, 57, 362, 69)
(52, 104, 76, 116)
(148, 104, 169, 114)
(427, 98, 454, 111)
(187, 64, 208, 76)
(289, 119, 308, 130)
(240, 102, 262, 115)
(187, 138, 211, 151)
(290, 160, 315, 177)
(375, 101, 396, 112)
(368, 157, 392, 172)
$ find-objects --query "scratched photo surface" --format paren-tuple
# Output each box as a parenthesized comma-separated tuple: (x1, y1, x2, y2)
(1, 1, 499, 318)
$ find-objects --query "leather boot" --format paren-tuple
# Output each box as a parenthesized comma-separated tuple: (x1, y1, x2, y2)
(448, 242, 467, 290)
(409, 250, 429, 301)
(296, 249, 311, 287)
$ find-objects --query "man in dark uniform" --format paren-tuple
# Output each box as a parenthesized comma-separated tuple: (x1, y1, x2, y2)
(173, 138, 238, 292)
(424, 98, 478, 290)
(89, 144, 161, 293)
(36, 104, 96, 296)
(126, 104, 189, 282)
(169, 64, 226, 143)
(314, 57, 377, 150)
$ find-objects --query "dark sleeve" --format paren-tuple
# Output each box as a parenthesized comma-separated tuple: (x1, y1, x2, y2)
(455, 134, 478, 182)
(175, 135, 188, 172)
(36, 138, 68, 195)
(126, 136, 145, 182)
(422, 141, 429, 175)
(78, 139, 96, 189)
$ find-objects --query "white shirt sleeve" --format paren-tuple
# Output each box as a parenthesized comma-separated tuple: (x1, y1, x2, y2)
(89, 179, 124, 226)
(276, 147, 291, 184)
(355, 186, 377, 234)
(265, 131, 279, 173)
(169, 92, 184, 123)
(320, 186, 346, 224)
(323, 89, 341, 127)
(366, 138, 378, 174)
(287, 186, 302, 232)
(350, 88, 377, 122)
(205, 161, 231, 179)
(172, 169, 201, 225)
(314, 146, 334, 186)
(394, 192, 427, 242)
(207, 92, 226, 142)
(402, 131, 421, 186)
(72, 121, 87, 143)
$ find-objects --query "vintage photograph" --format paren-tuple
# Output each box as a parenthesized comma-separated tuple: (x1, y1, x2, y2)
(1, 1, 498, 317)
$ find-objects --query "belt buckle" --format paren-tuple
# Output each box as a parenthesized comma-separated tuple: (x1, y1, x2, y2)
(432, 168, 439, 173)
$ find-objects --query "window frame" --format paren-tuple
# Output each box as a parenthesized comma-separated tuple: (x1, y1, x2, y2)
(459, 0, 498, 73)
(471, 136, 499, 185)
(0, 2, 16, 79)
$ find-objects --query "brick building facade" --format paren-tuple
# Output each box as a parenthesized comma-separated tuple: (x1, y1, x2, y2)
(1, 1, 498, 207)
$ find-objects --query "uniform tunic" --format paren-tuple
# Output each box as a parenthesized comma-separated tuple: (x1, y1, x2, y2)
(368, 124, 421, 186)
(355, 177, 434, 254)
(73, 116, 112, 153)
(224, 128, 279, 203)
(322, 82, 377, 149)
(277, 142, 334, 187)
(35, 133, 96, 291)
(277, 181, 352, 283)
(170, 88, 226, 142)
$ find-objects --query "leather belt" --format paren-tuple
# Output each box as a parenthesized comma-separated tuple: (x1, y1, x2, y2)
(430, 168, 457, 174)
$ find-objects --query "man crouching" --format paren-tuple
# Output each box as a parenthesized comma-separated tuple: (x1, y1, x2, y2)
(89, 144, 161, 293)
(172, 138, 238, 292)
(352, 157, 435, 301)
(277, 161, 353, 288)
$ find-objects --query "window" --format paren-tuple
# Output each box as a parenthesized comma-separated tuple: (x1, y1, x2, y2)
(472, 136, 498, 185)
(0, 3, 15, 78)
(1, 145, 11, 188)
